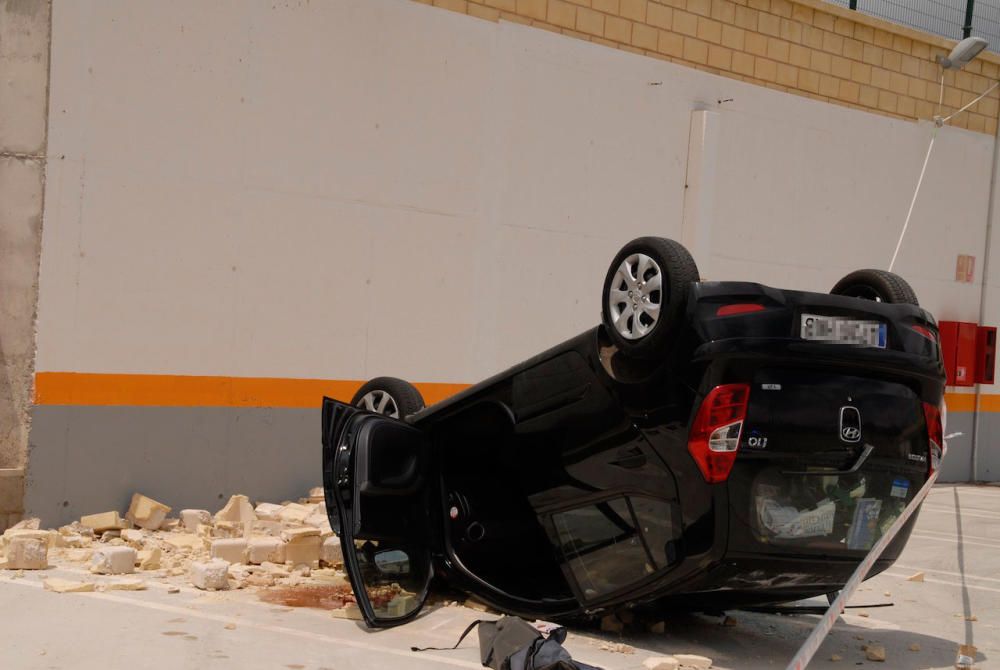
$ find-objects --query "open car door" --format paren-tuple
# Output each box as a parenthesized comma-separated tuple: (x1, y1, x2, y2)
(322, 397, 435, 627)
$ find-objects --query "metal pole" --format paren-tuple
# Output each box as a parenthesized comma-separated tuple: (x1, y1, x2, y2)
(963, 0, 975, 38)
(971, 93, 1000, 482)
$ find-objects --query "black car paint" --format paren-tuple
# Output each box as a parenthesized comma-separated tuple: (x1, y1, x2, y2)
(323, 281, 945, 626)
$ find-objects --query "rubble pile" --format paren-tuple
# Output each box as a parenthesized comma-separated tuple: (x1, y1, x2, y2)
(0, 489, 346, 597)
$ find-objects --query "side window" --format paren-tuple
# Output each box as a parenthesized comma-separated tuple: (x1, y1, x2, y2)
(548, 496, 679, 601)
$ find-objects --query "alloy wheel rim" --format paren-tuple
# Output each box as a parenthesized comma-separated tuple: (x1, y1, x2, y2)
(608, 253, 664, 340)
(357, 390, 400, 418)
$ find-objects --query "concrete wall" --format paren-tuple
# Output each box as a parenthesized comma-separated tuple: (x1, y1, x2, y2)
(0, 0, 50, 528)
(24, 0, 999, 523)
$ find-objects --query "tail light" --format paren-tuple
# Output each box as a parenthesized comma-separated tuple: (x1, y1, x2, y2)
(716, 304, 766, 317)
(911, 325, 937, 343)
(688, 384, 750, 483)
(923, 401, 943, 476)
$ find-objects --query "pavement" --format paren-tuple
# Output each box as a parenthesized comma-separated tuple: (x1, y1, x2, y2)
(0, 483, 996, 669)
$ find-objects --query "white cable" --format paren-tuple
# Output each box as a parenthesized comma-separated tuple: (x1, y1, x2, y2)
(942, 80, 1000, 123)
(889, 128, 938, 272)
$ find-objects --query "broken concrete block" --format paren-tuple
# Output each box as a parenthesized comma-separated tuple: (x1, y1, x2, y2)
(864, 644, 886, 662)
(252, 520, 283, 537)
(162, 533, 202, 552)
(247, 537, 285, 565)
(674, 654, 712, 669)
(137, 547, 162, 570)
(189, 559, 230, 590)
(63, 548, 93, 563)
(387, 594, 416, 618)
(909, 643, 921, 652)
(281, 526, 319, 542)
(126, 493, 171, 530)
(102, 579, 147, 591)
(277, 503, 311, 525)
(600, 614, 624, 633)
(121, 529, 145, 548)
(6, 537, 48, 570)
(100, 530, 122, 543)
(331, 603, 363, 620)
(44, 578, 96, 593)
(260, 561, 291, 576)
(210, 539, 247, 564)
(180, 509, 211, 532)
(643, 658, 680, 670)
(2, 528, 51, 548)
(320, 536, 343, 566)
(10, 518, 40, 530)
(254, 503, 284, 521)
(91, 546, 137, 574)
(907, 571, 925, 582)
(284, 535, 321, 568)
(80, 511, 129, 533)
(214, 495, 256, 525)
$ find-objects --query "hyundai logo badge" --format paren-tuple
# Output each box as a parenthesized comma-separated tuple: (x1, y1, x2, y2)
(840, 406, 862, 443)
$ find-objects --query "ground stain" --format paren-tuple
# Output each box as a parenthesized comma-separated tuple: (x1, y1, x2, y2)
(260, 585, 355, 611)
(183, 635, 198, 641)
(161, 631, 187, 636)
(286, 665, 305, 669)
(168, 618, 186, 623)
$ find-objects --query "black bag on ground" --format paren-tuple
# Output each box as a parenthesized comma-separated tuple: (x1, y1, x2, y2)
(414, 615, 602, 670)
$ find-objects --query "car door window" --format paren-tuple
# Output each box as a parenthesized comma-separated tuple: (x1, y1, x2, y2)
(549, 496, 679, 601)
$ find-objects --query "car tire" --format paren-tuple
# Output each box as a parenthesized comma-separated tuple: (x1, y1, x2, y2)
(601, 237, 700, 358)
(350, 377, 425, 419)
(830, 269, 919, 306)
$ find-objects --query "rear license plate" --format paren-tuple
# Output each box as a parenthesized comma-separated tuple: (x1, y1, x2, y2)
(800, 314, 886, 348)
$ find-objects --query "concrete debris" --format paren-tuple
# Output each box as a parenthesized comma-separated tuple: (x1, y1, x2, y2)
(224, 623, 236, 630)
(864, 644, 886, 662)
(643, 657, 680, 670)
(277, 503, 312, 525)
(137, 548, 162, 570)
(2, 528, 51, 548)
(80, 511, 129, 533)
(214, 495, 256, 525)
(674, 654, 712, 669)
(965, 614, 978, 622)
(167, 586, 180, 594)
(100, 530, 122, 542)
(180, 509, 211, 532)
(600, 614, 625, 633)
(331, 602, 363, 620)
(280, 526, 319, 542)
(90, 546, 137, 575)
(907, 572, 925, 582)
(4, 537, 48, 570)
(210, 538, 248, 564)
(284, 534, 321, 569)
(43, 578, 96, 593)
(248, 537, 286, 565)
(121, 529, 145, 548)
(909, 643, 921, 652)
(598, 642, 634, 654)
(11, 518, 40, 530)
(126, 493, 172, 531)
(829, 654, 842, 662)
(101, 579, 147, 591)
(190, 559, 230, 590)
(320, 536, 343, 567)
(254, 503, 284, 521)
(307, 486, 325, 504)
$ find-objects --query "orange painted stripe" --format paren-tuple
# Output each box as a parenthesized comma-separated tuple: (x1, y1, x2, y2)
(34, 372, 470, 409)
(32, 372, 1000, 412)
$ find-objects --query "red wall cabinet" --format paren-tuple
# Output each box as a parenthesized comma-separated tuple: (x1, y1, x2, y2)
(976, 326, 996, 385)
(939, 321, 978, 386)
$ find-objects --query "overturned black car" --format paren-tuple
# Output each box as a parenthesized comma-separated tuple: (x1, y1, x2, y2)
(322, 237, 946, 628)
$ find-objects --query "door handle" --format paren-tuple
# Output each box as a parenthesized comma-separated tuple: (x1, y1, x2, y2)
(782, 444, 874, 476)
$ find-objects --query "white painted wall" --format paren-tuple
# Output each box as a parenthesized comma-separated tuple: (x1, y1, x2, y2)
(37, 0, 996, 385)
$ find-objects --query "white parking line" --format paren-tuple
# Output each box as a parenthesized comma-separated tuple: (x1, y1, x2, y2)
(918, 506, 997, 519)
(910, 533, 1000, 549)
(893, 564, 1000, 584)
(0, 576, 482, 669)
(882, 571, 1000, 594)
(910, 528, 1000, 543)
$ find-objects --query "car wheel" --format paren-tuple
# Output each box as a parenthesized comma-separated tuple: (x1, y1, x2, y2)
(830, 269, 919, 306)
(601, 237, 700, 358)
(350, 377, 425, 419)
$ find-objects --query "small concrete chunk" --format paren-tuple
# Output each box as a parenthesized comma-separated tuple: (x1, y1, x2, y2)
(214, 495, 256, 525)
(10, 518, 40, 530)
(277, 503, 311, 524)
(674, 654, 712, 669)
(102, 579, 147, 591)
(907, 571, 925, 582)
(284, 535, 321, 568)
(121, 529, 145, 548)
(6, 537, 48, 570)
(44, 578, 95, 593)
(180, 509, 211, 532)
(126, 493, 172, 530)
(210, 538, 248, 564)
(864, 644, 886, 662)
(190, 559, 230, 590)
(331, 602, 363, 620)
(247, 537, 285, 565)
(137, 547, 162, 570)
(281, 526, 319, 542)
(320, 536, 343, 566)
(90, 546, 137, 575)
(253, 503, 284, 521)
(643, 658, 680, 670)
(80, 511, 129, 533)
